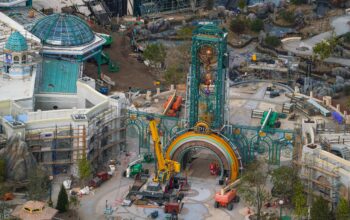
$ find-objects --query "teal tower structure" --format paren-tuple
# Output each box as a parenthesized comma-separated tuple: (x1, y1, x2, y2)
(31, 13, 105, 94)
(188, 25, 229, 129)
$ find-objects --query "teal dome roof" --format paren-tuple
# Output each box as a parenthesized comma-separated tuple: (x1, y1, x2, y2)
(5, 31, 28, 52)
(31, 13, 95, 47)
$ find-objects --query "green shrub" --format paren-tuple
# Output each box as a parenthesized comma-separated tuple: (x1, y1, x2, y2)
(290, 0, 307, 4)
(230, 18, 246, 34)
(264, 36, 281, 48)
(177, 26, 195, 39)
(0, 159, 5, 183)
(280, 10, 295, 23)
(250, 19, 264, 32)
(344, 32, 350, 43)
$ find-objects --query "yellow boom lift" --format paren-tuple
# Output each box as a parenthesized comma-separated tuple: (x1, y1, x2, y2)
(149, 119, 181, 183)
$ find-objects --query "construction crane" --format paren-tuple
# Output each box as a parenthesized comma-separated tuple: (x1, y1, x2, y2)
(149, 118, 181, 183)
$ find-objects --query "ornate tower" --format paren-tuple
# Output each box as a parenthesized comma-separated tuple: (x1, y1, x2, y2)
(187, 25, 229, 129)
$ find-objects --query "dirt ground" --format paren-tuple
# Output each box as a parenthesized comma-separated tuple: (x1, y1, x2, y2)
(84, 25, 157, 92)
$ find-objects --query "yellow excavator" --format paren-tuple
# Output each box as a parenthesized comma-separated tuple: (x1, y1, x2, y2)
(149, 118, 181, 183)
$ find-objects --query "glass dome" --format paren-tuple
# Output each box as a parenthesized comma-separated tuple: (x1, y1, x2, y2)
(31, 13, 95, 47)
(5, 31, 28, 52)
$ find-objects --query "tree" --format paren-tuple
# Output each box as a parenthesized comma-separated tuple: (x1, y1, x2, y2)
(250, 19, 264, 33)
(56, 184, 69, 213)
(313, 35, 338, 60)
(280, 9, 295, 24)
(0, 159, 5, 183)
(264, 35, 281, 48)
(310, 196, 332, 220)
(344, 85, 350, 95)
(292, 180, 308, 220)
(291, 0, 307, 5)
(270, 166, 297, 199)
(0, 184, 10, 220)
(336, 198, 350, 220)
(343, 32, 350, 44)
(78, 154, 92, 184)
(143, 43, 166, 67)
(238, 0, 246, 9)
(313, 40, 332, 60)
(238, 161, 270, 220)
(27, 167, 50, 201)
(205, 0, 214, 10)
(230, 18, 246, 34)
(164, 65, 185, 85)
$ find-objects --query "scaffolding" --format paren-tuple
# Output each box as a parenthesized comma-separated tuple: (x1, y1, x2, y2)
(25, 107, 126, 174)
(300, 151, 341, 206)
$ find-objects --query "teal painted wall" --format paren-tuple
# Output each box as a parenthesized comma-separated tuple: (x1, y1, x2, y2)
(40, 59, 80, 93)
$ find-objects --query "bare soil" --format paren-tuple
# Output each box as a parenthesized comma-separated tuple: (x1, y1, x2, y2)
(84, 24, 157, 92)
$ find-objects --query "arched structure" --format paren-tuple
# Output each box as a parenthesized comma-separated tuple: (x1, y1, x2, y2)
(165, 125, 242, 181)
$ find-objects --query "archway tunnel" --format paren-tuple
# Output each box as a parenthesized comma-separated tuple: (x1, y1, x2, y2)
(165, 131, 241, 183)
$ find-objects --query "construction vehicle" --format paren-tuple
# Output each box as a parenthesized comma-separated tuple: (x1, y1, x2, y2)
(149, 118, 181, 183)
(164, 201, 183, 214)
(209, 161, 220, 176)
(123, 158, 148, 178)
(214, 179, 240, 210)
(163, 93, 182, 117)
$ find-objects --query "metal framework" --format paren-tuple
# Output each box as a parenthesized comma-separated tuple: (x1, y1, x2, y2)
(134, 0, 204, 16)
(188, 24, 228, 129)
(126, 24, 296, 171)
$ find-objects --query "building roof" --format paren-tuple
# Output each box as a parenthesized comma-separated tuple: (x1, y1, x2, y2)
(0, 66, 36, 102)
(0, 0, 27, 7)
(5, 31, 28, 52)
(11, 200, 58, 220)
(31, 13, 95, 47)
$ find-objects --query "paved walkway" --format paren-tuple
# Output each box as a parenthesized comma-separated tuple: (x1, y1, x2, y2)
(282, 15, 350, 66)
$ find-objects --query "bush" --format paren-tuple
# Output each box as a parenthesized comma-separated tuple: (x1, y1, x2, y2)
(291, 0, 307, 4)
(280, 10, 295, 24)
(164, 65, 185, 85)
(0, 159, 5, 183)
(264, 36, 281, 48)
(344, 32, 350, 43)
(344, 85, 350, 95)
(238, 0, 246, 9)
(205, 0, 214, 10)
(177, 26, 195, 39)
(230, 18, 246, 34)
(143, 43, 166, 66)
(250, 19, 264, 32)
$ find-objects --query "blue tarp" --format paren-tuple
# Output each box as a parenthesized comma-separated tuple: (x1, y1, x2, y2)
(332, 111, 343, 124)
(3, 115, 14, 122)
(17, 114, 28, 123)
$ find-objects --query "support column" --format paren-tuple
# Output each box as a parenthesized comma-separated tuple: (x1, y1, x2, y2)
(95, 52, 102, 79)
(26, 0, 32, 6)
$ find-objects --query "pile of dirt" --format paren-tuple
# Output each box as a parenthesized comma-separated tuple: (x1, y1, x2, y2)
(85, 25, 158, 92)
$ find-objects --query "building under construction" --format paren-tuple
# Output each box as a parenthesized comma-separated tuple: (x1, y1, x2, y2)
(106, 0, 205, 17)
